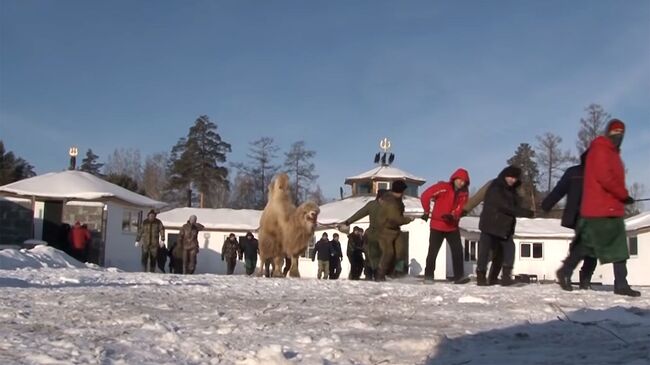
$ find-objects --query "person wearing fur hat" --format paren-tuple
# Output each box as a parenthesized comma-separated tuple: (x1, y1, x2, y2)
(136, 209, 166, 273)
(476, 166, 534, 286)
(579, 119, 640, 297)
(420, 168, 471, 284)
(178, 214, 205, 274)
(376, 180, 414, 281)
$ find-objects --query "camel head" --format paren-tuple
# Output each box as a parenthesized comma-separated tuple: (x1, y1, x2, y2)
(295, 201, 320, 230)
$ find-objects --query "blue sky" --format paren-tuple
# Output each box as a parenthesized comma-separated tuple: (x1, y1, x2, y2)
(1, 0, 649, 201)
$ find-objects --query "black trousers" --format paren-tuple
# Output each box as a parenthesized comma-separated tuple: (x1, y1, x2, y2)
(477, 233, 515, 273)
(348, 252, 365, 280)
(424, 229, 464, 279)
(558, 233, 598, 280)
(329, 257, 341, 279)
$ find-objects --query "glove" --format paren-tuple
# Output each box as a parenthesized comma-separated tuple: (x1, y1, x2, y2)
(420, 214, 429, 222)
(461, 210, 469, 217)
(441, 214, 454, 223)
(134, 241, 140, 247)
(623, 196, 635, 205)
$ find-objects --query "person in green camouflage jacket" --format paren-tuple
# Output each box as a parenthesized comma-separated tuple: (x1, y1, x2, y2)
(222, 233, 240, 275)
(136, 209, 165, 273)
(338, 189, 388, 280)
(178, 214, 205, 275)
(376, 181, 413, 281)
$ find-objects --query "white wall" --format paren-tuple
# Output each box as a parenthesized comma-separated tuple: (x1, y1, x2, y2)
(104, 203, 142, 272)
(591, 230, 650, 286)
(512, 238, 572, 282)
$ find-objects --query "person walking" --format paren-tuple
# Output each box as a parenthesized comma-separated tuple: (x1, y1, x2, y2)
(68, 221, 91, 263)
(329, 233, 343, 279)
(136, 209, 165, 273)
(178, 214, 205, 275)
(312, 232, 332, 279)
(239, 232, 259, 275)
(420, 168, 471, 284)
(476, 166, 534, 286)
(347, 227, 365, 280)
(376, 180, 413, 281)
(221, 233, 240, 275)
(579, 119, 640, 297)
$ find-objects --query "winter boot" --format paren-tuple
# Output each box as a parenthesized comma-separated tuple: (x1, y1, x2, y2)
(578, 271, 592, 290)
(453, 276, 471, 284)
(614, 286, 641, 297)
(500, 267, 514, 287)
(487, 266, 500, 286)
(476, 271, 488, 286)
(556, 269, 573, 292)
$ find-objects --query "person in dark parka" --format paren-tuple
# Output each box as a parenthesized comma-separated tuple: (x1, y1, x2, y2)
(476, 166, 534, 286)
(329, 233, 343, 279)
(239, 232, 259, 275)
(541, 152, 597, 291)
(347, 227, 365, 280)
(221, 233, 240, 275)
(312, 233, 332, 279)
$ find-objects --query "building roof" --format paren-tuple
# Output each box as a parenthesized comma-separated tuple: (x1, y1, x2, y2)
(0, 170, 165, 208)
(344, 165, 426, 185)
(318, 195, 425, 225)
(459, 216, 575, 239)
(158, 207, 261, 231)
(625, 212, 650, 232)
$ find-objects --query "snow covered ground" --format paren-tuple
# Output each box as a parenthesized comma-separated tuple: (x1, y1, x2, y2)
(1, 247, 650, 365)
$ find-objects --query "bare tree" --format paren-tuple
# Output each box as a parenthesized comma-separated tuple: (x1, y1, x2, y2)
(142, 152, 168, 201)
(231, 137, 280, 209)
(577, 104, 610, 154)
(104, 148, 143, 185)
(306, 185, 327, 206)
(228, 171, 259, 209)
(536, 133, 575, 192)
(284, 141, 319, 204)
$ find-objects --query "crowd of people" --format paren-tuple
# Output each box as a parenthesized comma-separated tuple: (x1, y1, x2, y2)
(128, 118, 639, 297)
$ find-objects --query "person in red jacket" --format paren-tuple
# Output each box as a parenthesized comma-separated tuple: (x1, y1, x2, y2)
(68, 221, 91, 263)
(420, 168, 471, 284)
(580, 119, 640, 297)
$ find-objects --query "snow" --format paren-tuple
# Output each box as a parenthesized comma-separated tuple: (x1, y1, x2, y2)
(2, 247, 650, 364)
(0, 170, 164, 208)
(626, 212, 650, 232)
(157, 207, 262, 231)
(344, 165, 426, 184)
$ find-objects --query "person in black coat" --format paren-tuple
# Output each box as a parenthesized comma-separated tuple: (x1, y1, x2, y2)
(476, 166, 534, 286)
(239, 232, 259, 276)
(312, 233, 332, 279)
(347, 227, 365, 280)
(329, 233, 343, 279)
(541, 153, 597, 291)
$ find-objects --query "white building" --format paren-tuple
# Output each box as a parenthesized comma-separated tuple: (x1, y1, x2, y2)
(0, 170, 165, 271)
(157, 207, 261, 275)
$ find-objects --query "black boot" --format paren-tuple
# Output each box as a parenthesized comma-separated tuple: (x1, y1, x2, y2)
(578, 271, 592, 290)
(614, 286, 641, 297)
(500, 267, 514, 287)
(453, 276, 470, 284)
(556, 269, 573, 292)
(476, 271, 488, 286)
(487, 266, 500, 286)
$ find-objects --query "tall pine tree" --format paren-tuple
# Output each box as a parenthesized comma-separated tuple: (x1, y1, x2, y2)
(167, 115, 231, 208)
(80, 149, 104, 176)
(284, 141, 318, 204)
(0, 141, 35, 185)
(507, 143, 540, 210)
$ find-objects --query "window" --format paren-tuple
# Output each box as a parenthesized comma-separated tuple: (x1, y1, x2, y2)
(376, 181, 390, 192)
(464, 239, 477, 262)
(122, 210, 142, 233)
(520, 242, 543, 259)
(628, 236, 638, 256)
(355, 182, 372, 195)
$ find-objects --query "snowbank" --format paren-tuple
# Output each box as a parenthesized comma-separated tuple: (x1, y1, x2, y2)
(0, 245, 87, 270)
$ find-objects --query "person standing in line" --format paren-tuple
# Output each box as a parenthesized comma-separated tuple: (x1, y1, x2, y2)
(376, 180, 414, 281)
(136, 209, 166, 273)
(221, 233, 240, 275)
(178, 214, 205, 275)
(541, 152, 597, 291)
(329, 233, 343, 279)
(347, 227, 365, 280)
(476, 166, 534, 286)
(579, 119, 640, 297)
(420, 168, 471, 284)
(239, 231, 259, 276)
(68, 221, 91, 263)
(312, 232, 332, 279)
(338, 189, 387, 281)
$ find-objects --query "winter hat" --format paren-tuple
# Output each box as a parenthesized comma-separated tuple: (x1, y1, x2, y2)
(147, 209, 157, 216)
(606, 119, 625, 134)
(502, 166, 522, 179)
(391, 180, 408, 193)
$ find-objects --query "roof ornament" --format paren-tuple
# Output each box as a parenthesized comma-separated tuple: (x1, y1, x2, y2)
(374, 138, 395, 166)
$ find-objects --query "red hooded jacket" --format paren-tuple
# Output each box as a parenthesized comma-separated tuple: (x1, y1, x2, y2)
(420, 168, 470, 232)
(69, 222, 91, 250)
(581, 136, 629, 218)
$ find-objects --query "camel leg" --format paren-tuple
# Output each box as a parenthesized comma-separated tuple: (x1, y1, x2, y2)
(272, 256, 284, 277)
(289, 255, 301, 278)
